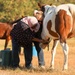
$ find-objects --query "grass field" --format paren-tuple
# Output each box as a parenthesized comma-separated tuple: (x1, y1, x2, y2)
(0, 38, 75, 75)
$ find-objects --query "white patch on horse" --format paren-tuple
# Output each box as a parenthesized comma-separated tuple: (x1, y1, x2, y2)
(41, 5, 58, 39)
(50, 40, 59, 69)
(44, 5, 56, 15)
(60, 42, 69, 70)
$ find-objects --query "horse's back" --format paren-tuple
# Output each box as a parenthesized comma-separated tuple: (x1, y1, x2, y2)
(0, 22, 12, 39)
(55, 4, 75, 39)
(42, 3, 75, 41)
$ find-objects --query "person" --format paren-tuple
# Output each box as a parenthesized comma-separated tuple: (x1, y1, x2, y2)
(32, 10, 45, 69)
(10, 16, 47, 69)
(32, 24, 45, 69)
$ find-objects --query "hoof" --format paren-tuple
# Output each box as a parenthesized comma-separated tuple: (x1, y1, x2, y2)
(49, 66, 54, 70)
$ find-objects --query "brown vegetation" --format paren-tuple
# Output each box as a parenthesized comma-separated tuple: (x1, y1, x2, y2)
(0, 38, 75, 75)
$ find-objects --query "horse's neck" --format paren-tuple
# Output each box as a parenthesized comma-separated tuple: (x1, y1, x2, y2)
(44, 7, 56, 17)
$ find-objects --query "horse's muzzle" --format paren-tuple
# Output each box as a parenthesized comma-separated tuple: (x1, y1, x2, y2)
(39, 38, 51, 49)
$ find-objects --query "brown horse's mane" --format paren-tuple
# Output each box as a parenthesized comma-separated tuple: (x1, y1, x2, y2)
(10, 16, 26, 25)
(4, 17, 23, 26)
(10, 17, 23, 24)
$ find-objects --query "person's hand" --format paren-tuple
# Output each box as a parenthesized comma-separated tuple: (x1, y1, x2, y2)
(42, 39, 49, 44)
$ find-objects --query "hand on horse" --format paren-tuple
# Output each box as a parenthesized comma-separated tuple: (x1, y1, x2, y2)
(42, 39, 49, 44)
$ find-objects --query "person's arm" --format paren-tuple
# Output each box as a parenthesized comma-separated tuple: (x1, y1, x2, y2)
(32, 37, 43, 43)
(32, 37, 49, 43)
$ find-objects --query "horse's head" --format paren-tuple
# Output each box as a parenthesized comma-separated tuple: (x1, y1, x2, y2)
(39, 38, 51, 49)
(38, 3, 56, 17)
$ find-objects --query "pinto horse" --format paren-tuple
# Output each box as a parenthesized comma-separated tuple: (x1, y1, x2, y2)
(38, 3, 75, 70)
(0, 22, 12, 50)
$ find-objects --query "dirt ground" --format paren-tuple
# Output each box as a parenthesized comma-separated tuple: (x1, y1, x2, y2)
(0, 38, 75, 75)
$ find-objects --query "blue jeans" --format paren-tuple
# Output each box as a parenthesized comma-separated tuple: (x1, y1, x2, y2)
(33, 41, 45, 66)
(12, 38, 32, 68)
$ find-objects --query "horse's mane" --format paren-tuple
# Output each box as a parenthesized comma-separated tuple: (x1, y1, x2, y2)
(11, 16, 27, 24)
(11, 17, 23, 24)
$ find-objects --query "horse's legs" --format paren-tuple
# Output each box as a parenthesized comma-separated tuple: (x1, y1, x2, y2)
(4, 36, 11, 50)
(60, 42, 69, 70)
(4, 39, 9, 50)
(47, 38, 52, 51)
(50, 40, 59, 69)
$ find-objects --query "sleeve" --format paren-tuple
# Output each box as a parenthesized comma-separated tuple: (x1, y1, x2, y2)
(34, 23, 40, 32)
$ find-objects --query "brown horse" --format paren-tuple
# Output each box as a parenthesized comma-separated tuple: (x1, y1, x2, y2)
(0, 17, 23, 50)
(0, 22, 12, 50)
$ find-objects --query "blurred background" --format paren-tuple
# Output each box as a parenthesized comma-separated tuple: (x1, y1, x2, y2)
(0, 0, 75, 23)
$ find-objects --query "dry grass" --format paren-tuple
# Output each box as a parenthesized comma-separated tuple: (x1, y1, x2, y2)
(0, 38, 75, 75)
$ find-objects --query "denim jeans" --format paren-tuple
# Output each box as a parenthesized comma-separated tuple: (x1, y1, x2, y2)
(12, 38, 20, 67)
(33, 41, 45, 66)
(11, 38, 32, 68)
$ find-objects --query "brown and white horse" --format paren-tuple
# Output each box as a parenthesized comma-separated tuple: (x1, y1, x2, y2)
(38, 3, 75, 70)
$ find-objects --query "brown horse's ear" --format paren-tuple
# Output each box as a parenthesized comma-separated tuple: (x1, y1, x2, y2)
(49, 3, 52, 6)
(38, 2, 42, 8)
(22, 15, 24, 18)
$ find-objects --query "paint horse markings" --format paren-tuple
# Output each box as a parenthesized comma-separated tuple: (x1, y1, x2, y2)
(38, 3, 75, 70)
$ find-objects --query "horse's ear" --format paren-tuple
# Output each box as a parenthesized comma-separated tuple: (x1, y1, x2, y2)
(38, 3, 42, 8)
(49, 3, 52, 6)
(22, 15, 24, 18)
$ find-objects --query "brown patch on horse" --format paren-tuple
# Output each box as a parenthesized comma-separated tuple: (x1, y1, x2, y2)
(47, 20, 58, 37)
(55, 10, 72, 42)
